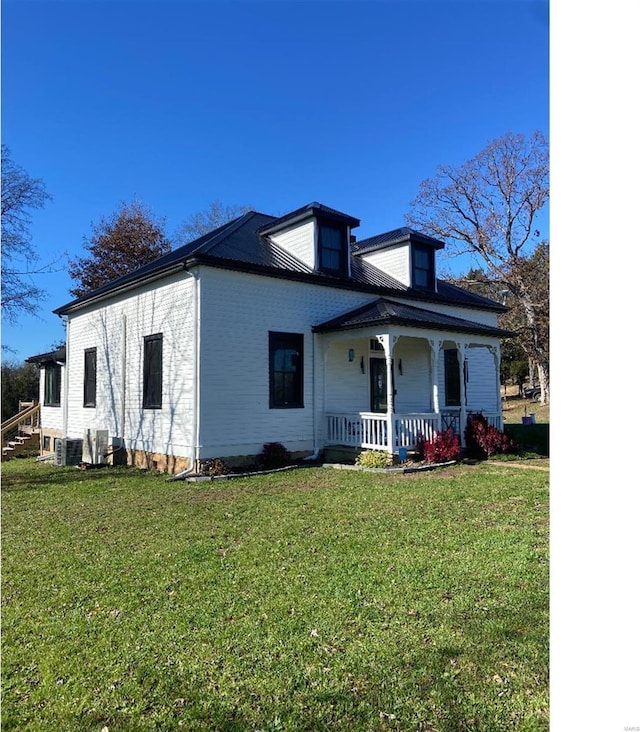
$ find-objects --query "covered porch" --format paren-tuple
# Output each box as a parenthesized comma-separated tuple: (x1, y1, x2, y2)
(313, 298, 509, 454)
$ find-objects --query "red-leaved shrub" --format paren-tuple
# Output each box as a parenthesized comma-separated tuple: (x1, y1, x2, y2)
(415, 429, 461, 464)
(259, 442, 291, 469)
(464, 414, 518, 458)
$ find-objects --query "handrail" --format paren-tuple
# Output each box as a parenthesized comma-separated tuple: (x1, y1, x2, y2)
(1, 402, 41, 442)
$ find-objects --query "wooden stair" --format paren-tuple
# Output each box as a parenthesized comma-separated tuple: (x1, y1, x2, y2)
(1, 401, 41, 462)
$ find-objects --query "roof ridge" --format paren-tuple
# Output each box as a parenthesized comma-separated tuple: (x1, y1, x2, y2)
(194, 211, 259, 254)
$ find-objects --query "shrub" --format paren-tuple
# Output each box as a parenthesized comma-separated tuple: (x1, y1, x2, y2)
(416, 429, 461, 464)
(355, 450, 393, 469)
(259, 442, 291, 470)
(199, 458, 230, 476)
(465, 414, 519, 458)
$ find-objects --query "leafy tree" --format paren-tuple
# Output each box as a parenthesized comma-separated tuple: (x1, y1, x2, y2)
(1, 360, 39, 420)
(407, 131, 550, 403)
(173, 200, 251, 246)
(1, 144, 53, 324)
(67, 200, 171, 298)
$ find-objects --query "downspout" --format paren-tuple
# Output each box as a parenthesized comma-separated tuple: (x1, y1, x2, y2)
(61, 315, 70, 439)
(172, 264, 200, 479)
(121, 313, 127, 450)
(304, 331, 320, 461)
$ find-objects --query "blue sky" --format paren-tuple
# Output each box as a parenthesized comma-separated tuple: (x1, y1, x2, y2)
(1, 0, 549, 362)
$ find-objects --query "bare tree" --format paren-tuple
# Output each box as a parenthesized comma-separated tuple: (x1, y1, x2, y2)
(407, 131, 550, 403)
(1, 144, 54, 324)
(68, 200, 171, 298)
(174, 200, 251, 246)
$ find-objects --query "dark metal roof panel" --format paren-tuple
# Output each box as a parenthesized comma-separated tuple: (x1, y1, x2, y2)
(54, 206, 507, 316)
(25, 347, 67, 365)
(313, 298, 513, 338)
(257, 201, 360, 235)
(352, 227, 445, 254)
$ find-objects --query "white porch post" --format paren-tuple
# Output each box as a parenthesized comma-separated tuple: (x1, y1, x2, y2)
(377, 334, 396, 455)
(490, 344, 502, 425)
(428, 338, 442, 432)
(455, 341, 468, 447)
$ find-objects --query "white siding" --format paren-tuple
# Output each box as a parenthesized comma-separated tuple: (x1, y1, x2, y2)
(269, 221, 316, 269)
(394, 337, 431, 412)
(437, 343, 498, 413)
(361, 245, 410, 286)
(39, 365, 65, 433)
(198, 268, 376, 457)
(57, 261, 503, 463)
(465, 346, 498, 412)
(324, 338, 369, 413)
(197, 268, 503, 458)
(64, 272, 195, 459)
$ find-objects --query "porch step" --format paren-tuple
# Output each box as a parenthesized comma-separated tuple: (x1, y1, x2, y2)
(322, 445, 363, 465)
(1, 431, 39, 461)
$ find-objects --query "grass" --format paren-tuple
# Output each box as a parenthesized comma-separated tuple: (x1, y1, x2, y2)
(501, 387, 549, 426)
(1, 459, 548, 731)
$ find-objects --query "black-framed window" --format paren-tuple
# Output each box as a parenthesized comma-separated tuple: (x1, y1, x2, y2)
(444, 348, 461, 407)
(412, 245, 435, 291)
(83, 348, 97, 407)
(318, 221, 347, 275)
(143, 334, 163, 409)
(44, 363, 62, 406)
(269, 332, 304, 408)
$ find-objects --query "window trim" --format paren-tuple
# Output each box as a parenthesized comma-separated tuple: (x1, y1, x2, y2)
(411, 244, 435, 291)
(43, 363, 62, 407)
(143, 333, 163, 409)
(83, 347, 97, 408)
(269, 331, 304, 409)
(317, 220, 348, 275)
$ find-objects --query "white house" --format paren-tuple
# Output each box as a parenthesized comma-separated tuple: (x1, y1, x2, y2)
(27, 202, 511, 473)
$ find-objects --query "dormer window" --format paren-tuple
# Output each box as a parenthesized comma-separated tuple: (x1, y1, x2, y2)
(318, 221, 348, 275)
(412, 245, 435, 291)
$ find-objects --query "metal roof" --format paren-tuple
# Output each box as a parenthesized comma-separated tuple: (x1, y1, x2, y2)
(54, 205, 507, 316)
(25, 346, 67, 365)
(352, 227, 445, 255)
(313, 298, 513, 338)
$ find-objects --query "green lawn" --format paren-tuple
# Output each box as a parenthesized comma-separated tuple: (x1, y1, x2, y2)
(1, 460, 549, 731)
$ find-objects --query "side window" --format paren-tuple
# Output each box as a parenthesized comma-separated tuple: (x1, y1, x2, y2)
(44, 363, 62, 406)
(318, 222, 347, 275)
(83, 348, 97, 407)
(269, 332, 304, 408)
(143, 334, 163, 409)
(444, 348, 461, 407)
(412, 245, 435, 291)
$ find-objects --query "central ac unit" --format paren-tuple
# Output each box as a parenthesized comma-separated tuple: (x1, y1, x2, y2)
(54, 438, 84, 467)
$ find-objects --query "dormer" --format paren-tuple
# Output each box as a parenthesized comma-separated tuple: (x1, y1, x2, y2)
(259, 202, 360, 277)
(351, 228, 445, 293)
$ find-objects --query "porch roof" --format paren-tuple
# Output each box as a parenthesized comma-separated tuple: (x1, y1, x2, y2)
(25, 346, 67, 366)
(312, 298, 513, 338)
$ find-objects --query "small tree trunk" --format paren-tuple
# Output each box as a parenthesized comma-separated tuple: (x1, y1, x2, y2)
(537, 361, 550, 405)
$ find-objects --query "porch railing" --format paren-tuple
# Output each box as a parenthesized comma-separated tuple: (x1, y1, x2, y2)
(1, 401, 40, 444)
(326, 412, 440, 450)
(394, 413, 440, 447)
(326, 412, 388, 449)
(326, 409, 503, 451)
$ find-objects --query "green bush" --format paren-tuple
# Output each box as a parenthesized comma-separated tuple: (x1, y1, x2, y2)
(356, 450, 392, 468)
(504, 424, 549, 456)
